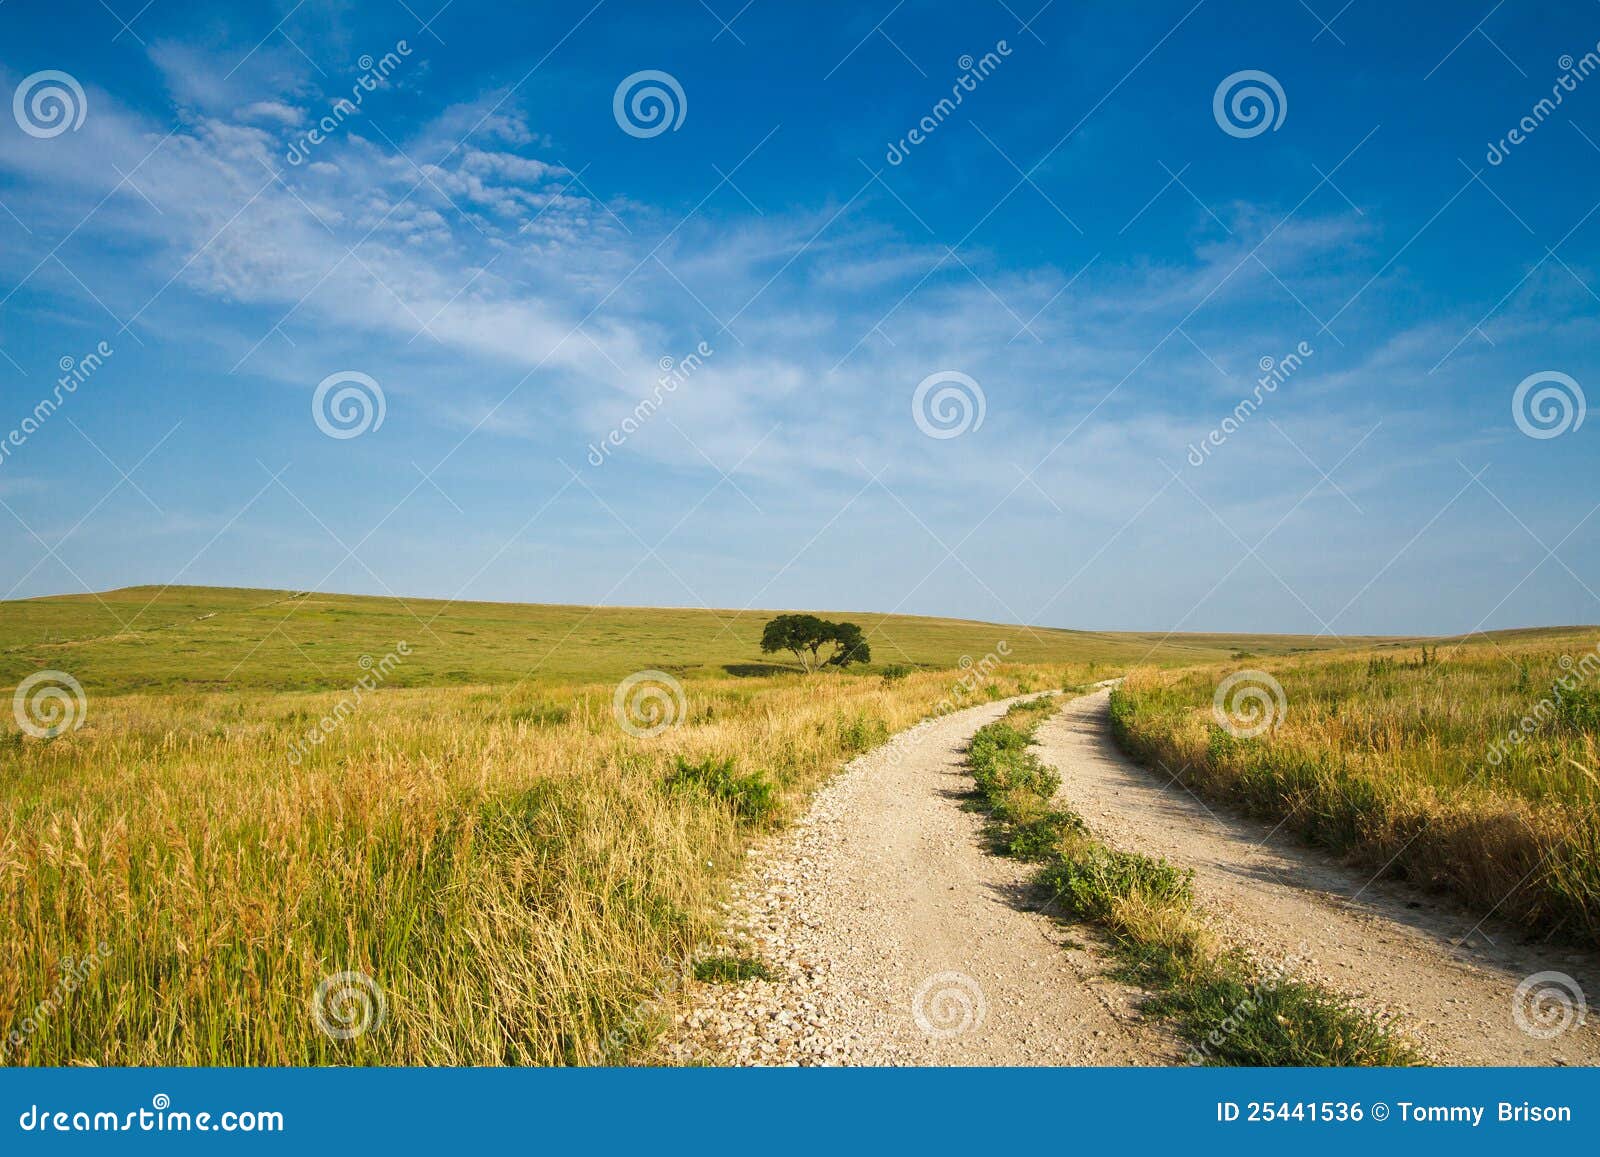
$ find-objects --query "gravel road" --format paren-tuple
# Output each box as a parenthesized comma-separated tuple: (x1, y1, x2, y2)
(664, 688, 1598, 1066)
(1034, 689, 1600, 1066)
(661, 693, 1176, 1065)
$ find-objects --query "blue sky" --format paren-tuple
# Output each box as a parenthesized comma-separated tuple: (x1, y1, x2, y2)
(1, 0, 1597, 635)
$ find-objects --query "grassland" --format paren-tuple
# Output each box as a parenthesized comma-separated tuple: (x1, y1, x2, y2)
(6, 584, 1583, 1065)
(963, 697, 1419, 1066)
(3, 661, 1106, 1064)
(1110, 631, 1600, 947)
(10, 583, 1305, 1066)
(1, 585, 1389, 695)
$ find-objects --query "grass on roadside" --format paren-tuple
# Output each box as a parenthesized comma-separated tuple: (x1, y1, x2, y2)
(1109, 636, 1600, 947)
(965, 697, 1422, 1066)
(1, 664, 1091, 1066)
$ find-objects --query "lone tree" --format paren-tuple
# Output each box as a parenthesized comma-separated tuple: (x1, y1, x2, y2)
(760, 614, 872, 673)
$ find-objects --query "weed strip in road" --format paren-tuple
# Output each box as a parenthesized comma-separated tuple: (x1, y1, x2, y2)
(963, 696, 1422, 1066)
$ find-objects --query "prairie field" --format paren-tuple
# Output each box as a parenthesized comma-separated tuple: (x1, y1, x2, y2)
(8, 585, 1593, 1066)
(1110, 631, 1600, 946)
(0, 585, 1380, 695)
(2, 663, 1098, 1065)
(6, 585, 1219, 1066)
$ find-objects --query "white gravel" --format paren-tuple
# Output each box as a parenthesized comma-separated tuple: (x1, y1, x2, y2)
(661, 694, 1177, 1066)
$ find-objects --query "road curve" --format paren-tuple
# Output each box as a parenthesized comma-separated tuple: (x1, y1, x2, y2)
(661, 693, 1176, 1065)
(664, 688, 1600, 1066)
(1036, 689, 1600, 1066)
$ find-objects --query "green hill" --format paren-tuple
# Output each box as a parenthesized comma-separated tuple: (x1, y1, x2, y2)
(0, 584, 1418, 695)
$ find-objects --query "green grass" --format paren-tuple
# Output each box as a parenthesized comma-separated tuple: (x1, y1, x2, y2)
(692, 956, 773, 984)
(0, 584, 1402, 696)
(663, 755, 781, 825)
(965, 698, 1421, 1067)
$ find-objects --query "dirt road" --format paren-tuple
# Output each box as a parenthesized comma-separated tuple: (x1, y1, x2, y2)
(1034, 689, 1600, 1066)
(665, 689, 1599, 1065)
(661, 694, 1176, 1065)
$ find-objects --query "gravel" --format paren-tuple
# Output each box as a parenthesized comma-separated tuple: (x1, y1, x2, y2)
(660, 694, 1176, 1066)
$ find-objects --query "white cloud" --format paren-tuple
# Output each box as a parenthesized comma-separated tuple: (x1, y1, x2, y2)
(238, 100, 304, 126)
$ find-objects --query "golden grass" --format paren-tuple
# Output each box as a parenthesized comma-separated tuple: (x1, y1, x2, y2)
(1110, 633, 1600, 945)
(1, 663, 1091, 1065)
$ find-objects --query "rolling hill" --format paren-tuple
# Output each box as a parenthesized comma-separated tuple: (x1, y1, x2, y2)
(0, 584, 1412, 694)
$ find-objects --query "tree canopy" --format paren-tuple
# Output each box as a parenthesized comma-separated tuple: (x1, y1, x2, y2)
(759, 614, 872, 673)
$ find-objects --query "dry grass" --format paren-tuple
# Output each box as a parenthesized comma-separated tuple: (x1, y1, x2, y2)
(0, 664, 1090, 1065)
(1110, 633, 1600, 945)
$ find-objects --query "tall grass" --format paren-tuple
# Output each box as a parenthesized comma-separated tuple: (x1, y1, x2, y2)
(1111, 635, 1600, 945)
(0, 665, 1088, 1065)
